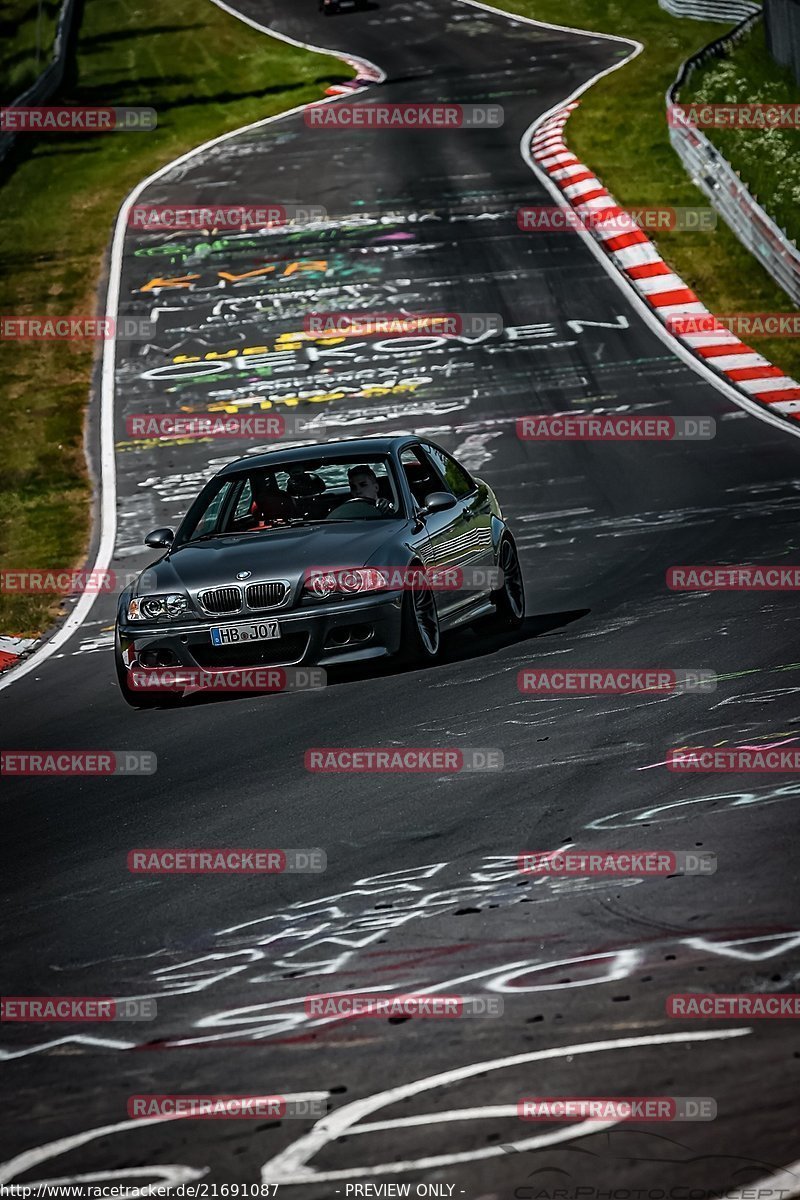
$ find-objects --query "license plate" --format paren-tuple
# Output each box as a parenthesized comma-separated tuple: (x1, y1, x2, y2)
(211, 620, 281, 646)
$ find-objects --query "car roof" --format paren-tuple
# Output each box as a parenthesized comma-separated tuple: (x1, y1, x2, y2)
(218, 435, 428, 476)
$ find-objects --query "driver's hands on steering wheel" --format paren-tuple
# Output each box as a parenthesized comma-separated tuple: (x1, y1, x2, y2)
(326, 495, 395, 520)
(344, 496, 393, 513)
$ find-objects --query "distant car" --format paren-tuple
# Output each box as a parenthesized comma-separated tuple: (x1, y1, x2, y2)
(115, 436, 524, 706)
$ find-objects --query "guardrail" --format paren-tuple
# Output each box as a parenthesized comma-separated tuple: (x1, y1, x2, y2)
(667, 10, 800, 306)
(659, 0, 760, 21)
(0, 0, 80, 164)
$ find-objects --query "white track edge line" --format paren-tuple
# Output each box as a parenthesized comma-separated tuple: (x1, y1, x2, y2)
(6, 0, 796, 691)
(524, 123, 800, 442)
(0, 4, 383, 692)
(482, 0, 800, 445)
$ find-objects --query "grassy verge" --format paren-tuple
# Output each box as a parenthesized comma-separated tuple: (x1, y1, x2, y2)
(493, 1, 800, 377)
(0, 0, 349, 637)
(1, 0, 62, 103)
(686, 18, 800, 244)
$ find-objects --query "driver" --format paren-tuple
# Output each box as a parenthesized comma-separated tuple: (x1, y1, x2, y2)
(348, 465, 394, 514)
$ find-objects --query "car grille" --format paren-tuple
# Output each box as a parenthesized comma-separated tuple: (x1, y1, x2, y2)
(192, 634, 308, 669)
(199, 586, 241, 614)
(246, 581, 288, 610)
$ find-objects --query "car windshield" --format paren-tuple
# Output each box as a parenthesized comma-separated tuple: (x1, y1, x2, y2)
(177, 456, 404, 544)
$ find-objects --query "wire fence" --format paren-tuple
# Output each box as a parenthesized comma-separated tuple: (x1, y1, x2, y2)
(667, 10, 800, 305)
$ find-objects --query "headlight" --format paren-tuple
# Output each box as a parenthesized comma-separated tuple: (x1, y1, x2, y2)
(127, 594, 191, 621)
(304, 568, 389, 598)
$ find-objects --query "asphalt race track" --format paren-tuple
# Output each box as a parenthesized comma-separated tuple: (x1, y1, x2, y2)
(1, 0, 799, 1193)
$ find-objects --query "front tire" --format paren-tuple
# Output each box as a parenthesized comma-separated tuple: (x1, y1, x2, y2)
(398, 570, 441, 665)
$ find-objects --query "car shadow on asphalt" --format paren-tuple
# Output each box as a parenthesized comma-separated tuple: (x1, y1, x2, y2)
(336, 607, 592, 683)
(139, 608, 590, 708)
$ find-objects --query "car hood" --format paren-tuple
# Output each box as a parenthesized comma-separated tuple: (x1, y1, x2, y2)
(135, 522, 405, 596)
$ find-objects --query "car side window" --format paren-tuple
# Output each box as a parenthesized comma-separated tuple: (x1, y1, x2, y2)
(422, 445, 475, 499)
(400, 446, 441, 506)
(232, 478, 253, 522)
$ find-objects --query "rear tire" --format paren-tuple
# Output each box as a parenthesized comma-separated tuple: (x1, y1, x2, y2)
(398, 569, 441, 665)
(485, 535, 525, 632)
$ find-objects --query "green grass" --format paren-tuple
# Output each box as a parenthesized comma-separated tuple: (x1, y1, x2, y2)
(1, 0, 62, 104)
(686, 19, 800, 244)
(493, 0, 800, 378)
(0, 0, 349, 637)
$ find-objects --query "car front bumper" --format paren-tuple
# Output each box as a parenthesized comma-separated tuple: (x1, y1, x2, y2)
(118, 592, 405, 680)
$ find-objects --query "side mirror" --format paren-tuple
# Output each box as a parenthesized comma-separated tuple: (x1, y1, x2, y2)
(144, 527, 174, 549)
(420, 491, 457, 516)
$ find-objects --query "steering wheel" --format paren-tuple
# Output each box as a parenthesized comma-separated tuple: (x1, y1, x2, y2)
(326, 497, 387, 520)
